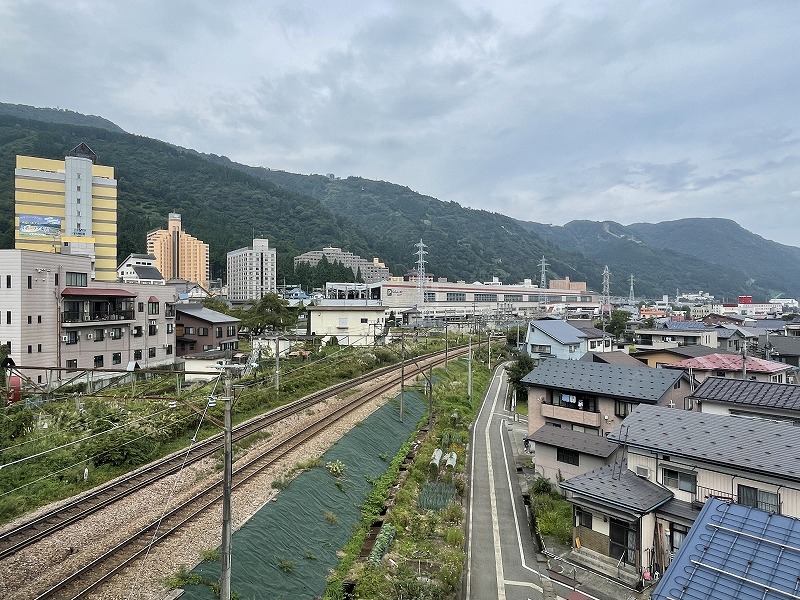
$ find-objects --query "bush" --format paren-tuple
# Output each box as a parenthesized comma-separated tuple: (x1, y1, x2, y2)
(531, 476, 553, 495)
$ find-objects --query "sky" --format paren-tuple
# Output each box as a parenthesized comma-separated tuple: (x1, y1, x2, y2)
(2, 1, 799, 246)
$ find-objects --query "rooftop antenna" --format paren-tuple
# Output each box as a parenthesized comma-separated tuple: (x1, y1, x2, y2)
(538, 256, 549, 309)
(415, 239, 428, 314)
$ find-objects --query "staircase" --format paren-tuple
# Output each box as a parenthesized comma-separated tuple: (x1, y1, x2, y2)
(567, 547, 642, 588)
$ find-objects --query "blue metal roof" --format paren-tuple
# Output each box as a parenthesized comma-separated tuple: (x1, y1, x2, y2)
(652, 497, 800, 600)
(532, 319, 585, 345)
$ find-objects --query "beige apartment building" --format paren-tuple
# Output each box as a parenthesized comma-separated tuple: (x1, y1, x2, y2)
(14, 143, 118, 281)
(146, 213, 209, 289)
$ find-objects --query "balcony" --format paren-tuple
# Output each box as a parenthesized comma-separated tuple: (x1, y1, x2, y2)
(62, 309, 136, 324)
(541, 403, 601, 428)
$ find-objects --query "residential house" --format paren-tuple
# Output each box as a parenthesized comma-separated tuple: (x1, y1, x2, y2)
(713, 323, 758, 354)
(632, 345, 729, 368)
(117, 253, 165, 285)
(761, 334, 800, 367)
(579, 350, 648, 368)
(632, 320, 718, 351)
(174, 303, 239, 356)
(525, 319, 590, 361)
(560, 405, 800, 584)
(692, 376, 800, 424)
(568, 320, 613, 354)
(662, 352, 792, 384)
(521, 358, 690, 436)
(652, 498, 800, 600)
(526, 425, 619, 486)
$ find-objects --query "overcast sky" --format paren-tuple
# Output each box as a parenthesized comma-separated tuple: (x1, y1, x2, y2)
(3, 1, 799, 246)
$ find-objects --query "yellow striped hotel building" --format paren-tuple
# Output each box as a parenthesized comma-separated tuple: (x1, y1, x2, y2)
(14, 143, 118, 281)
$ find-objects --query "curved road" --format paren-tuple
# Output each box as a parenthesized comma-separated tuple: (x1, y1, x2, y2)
(466, 364, 633, 600)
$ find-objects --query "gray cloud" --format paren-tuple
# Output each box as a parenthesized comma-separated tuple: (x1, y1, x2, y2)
(1, 0, 798, 245)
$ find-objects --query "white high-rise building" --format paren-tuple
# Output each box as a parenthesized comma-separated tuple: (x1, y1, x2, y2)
(226, 238, 277, 302)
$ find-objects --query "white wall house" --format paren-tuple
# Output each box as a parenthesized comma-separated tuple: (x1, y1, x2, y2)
(307, 305, 386, 346)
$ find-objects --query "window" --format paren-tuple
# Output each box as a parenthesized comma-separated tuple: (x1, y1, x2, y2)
(133, 326, 143, 337)
(147, 301, 159, 315)
(673, 379, 681, 389)
(663, 468, 696, 493)
(134, 349, 142, 360)
(27, 275, 32, 289)
(360, 318, 368, 324)
(446, 292, 466, 302)
(424, 292, 436, 302)
(6, 311, 11, 325)
(615, 400, 634, 418)
(531, 344, 551, 354)
(167, 323, 174, 334)
(738, 485, 779, 513)
(557, 448, 579, 466)
(215, 326, 222, 337)
(110, 327, 122, 340)
(37, 315, 41, 323)
(148, 322, 157, 336)
(112, 352, 122, 365)
(65, 330, 79, 345)
(27, 345, 32, 354)
(66, 359, 78, 372)
(94, 355, 104, 368)
(94, 328, 104, 341)
(671, 523, 688, 551)
(474, 293, 498, 302)
(65, 272, 88, 287)
(228, 325, 236, 336)
(576, 508, 593, 528)
(198, 327, 209, 336)
(27, 316, 32, 324)
(149, 347, 156, 358)
(55, 273, 58, 286)
(203, 344, 213, 351)
(138, 302, 144, 313)
(504, 294, 523, 302)
(556, 393, 597, 412)
(185, 326, 195, 335)
(6, 275, 10, 288)
(165, 344, 173, 355)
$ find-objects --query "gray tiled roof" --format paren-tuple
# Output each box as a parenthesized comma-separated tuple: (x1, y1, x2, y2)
(526, 426, 618, 458)
(532, 319, 585, 345)
(690, 376, 800, 412)
(176, 303, 239, 324)
(520, 358, 683, 403)
(761, 334, 800, 357)
(608, 405, 800, 482)
(663, 321, 712, 331)
(568, 321, 606, 338)
(633, 345, 729, 359)
(559, 463, 673, 513)
(579, 351, 648, 367)
(132, 265, 164, 280)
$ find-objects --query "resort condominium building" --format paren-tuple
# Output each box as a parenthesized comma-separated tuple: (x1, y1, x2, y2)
(14, 143, 118, 281)
(146, 213, 209, 289)
(227, 238, 277, 302)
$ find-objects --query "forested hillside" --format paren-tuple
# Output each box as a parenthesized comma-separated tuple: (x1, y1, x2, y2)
(1, 108, 797, 300)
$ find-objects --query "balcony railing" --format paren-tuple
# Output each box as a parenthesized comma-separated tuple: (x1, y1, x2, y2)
(62, 310, 136, 324)
(541, 404, 601, 428)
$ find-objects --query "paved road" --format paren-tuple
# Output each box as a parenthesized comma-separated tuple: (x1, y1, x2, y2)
(465, 364, 635, 600)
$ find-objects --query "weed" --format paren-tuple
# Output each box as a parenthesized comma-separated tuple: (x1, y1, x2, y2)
(278, 559, 295, 572)
(324, 510, 338, 524)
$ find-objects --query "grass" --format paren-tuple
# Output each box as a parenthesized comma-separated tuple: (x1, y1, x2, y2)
(531, 490, 573, 545)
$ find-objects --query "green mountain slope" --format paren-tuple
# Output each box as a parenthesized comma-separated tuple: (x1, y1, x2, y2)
(0, 102, 125, 133)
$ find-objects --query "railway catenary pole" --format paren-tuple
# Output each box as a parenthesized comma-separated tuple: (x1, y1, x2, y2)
(221, 368, 234, 600)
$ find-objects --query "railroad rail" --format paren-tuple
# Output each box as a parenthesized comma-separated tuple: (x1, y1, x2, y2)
(1, 346, 467, 579)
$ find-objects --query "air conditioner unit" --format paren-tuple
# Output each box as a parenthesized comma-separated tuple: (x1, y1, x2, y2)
(61, 335, 68, 342)
(86, 333, 93, 340)
(635, 466, 650, 478)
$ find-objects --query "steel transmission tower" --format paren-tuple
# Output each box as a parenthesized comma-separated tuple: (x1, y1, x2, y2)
(538, 256, 549, 308)
(601, 265, 611, 318)
(629, 274, 635, 306)
(415, 239, 428, 313)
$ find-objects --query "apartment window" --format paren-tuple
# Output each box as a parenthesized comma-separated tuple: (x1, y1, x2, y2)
(148, 347, 156, 358)
(504, 294, 523, 302)
(138, 302, 144, 313)
(27, 345, 32, 354)
(165, 344, 173, 355)
(215, 326, 222, 337)
(94, 328, 104, 342)
(112, 352, 122, 365)
(147, 301, 159, 315)
(673, 379, 681, 389)
(424, 292, 436, 302)
(27, 316, 32, 324)
(531, 344, 551, 354)
(198, 327, 209, 336)
(37, 315, 41, 323)
(360, 318, 368, 324)
(738, 485, 779, 513)
(556, 393, 597, 412)
(663, 468, 696, 493)
(446, 292, 466, 302)
(55, 273, 58, 286)
(167, 323, 174, 334)
(6, 275, 10, 288)
(27, 275, 32, 289)
(37, 344, 41, 353)
(110, 327, 123, 340)
(66, 359, 78, 372)
(576, 508, 592, 528)
(133, 326, 143, 337)
(227, 325, 236, 336)
(148, 322, 157, 336)
(134, 349, 142, 360)
(94, 355, 104, 368)
(185, 326, 195, 335)
(557, 448, 579, 466)
(671, 523, 688, 551)
(6, 311, 10, 325)
(65, 272, 88, 287)
(65, 331, 79, 345)
(615, 400, 635, 418)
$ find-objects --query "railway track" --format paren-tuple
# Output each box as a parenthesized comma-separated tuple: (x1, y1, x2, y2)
(2, 346, 467, 598)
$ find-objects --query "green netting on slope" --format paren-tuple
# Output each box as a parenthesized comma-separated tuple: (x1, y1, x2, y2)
(181, 391, 427, 600)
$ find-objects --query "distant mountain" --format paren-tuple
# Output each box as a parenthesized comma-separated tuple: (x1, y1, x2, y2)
(0, 102, 125, 133)
(1, 104, 798, 300)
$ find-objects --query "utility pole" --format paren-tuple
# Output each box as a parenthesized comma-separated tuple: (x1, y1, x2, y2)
(274, 337, 280, 391)
(400, 334, 405, 422)
(467, 335, 473, 407)
(427, 365, 433, 430)
(444, 322, 449, 369)
(221, 368, 234, 600)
